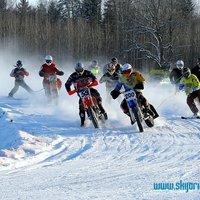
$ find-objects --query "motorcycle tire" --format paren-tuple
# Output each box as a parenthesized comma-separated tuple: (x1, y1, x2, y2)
(87, 107, 100, 128)
(132, 108, 144, 132)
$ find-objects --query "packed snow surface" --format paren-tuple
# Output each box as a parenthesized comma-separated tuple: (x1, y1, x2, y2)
(0, 64, 199, 200)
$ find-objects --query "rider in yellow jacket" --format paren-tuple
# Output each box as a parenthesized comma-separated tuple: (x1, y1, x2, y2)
(179, 67, 200, 116)
(110, 63, 159, 124)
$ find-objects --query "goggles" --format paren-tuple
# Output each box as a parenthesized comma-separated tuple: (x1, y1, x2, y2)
(121, 69, 131, 75)
(46, 60, 52, 64)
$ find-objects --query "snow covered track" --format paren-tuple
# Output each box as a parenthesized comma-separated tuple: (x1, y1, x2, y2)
(0, 94, 199, 199)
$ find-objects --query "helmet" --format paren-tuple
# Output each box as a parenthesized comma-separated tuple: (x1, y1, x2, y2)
(75, 62, 84, 76)
(176, 60, 184, 70)
(182, 67, 191, 78)
(121, 63, 132, 77)
(107, 63, 116, 75)
(45, 55, 53, 65)
(16, 60, 22, 67)
(92, 60, 98, 65)
(111, 57, 118, 64)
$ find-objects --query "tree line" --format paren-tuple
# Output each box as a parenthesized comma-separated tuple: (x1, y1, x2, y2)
(0, 0, 199, 71)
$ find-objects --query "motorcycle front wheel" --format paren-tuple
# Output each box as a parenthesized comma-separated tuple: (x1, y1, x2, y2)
(132, 108, 144, 132)
(87, 107, 100, 128)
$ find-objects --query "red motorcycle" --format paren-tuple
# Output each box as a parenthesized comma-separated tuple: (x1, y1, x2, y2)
(70, 86, 105, 128)
(43, 75, 62, 104)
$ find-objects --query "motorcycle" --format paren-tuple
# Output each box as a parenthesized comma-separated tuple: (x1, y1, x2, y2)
(122, 89, 155, 132)
(44, 75, 62, 104)
(78, 86, 105, 128)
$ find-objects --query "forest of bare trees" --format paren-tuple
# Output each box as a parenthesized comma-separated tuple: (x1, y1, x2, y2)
(0, 0, 200, 71)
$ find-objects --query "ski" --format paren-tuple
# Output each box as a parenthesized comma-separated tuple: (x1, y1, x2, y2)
(181, 116, 200, 119)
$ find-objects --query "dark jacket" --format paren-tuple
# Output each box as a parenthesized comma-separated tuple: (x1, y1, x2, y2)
(169, 68, 182, 84)
(191, 65, 200, 81)
(65, 70, 97, 92)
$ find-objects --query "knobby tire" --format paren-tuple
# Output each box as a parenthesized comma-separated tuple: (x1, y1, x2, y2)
(88, 107, 99, 128)
(132, 108, 144, 132)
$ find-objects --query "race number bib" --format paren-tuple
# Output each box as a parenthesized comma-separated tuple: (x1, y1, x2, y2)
(124, 90, 136, 100)
(78, 87, 90, 98)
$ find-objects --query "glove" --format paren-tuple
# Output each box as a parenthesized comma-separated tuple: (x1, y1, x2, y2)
(185, 87, 192, 95)
(178, 84, 184, 90)
(88, 80, 98, 87)
(57, 71, 64, 76)
(110, 90, 121, 99)
(67, 90, 76, 95)
(39, 71, 45, 77)
(134, 83, 144, 90)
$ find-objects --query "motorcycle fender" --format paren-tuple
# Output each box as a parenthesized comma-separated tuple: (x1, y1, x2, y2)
(128, 99, 136, 108)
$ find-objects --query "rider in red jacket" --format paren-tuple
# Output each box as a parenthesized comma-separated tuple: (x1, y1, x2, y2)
(65, 62, 108, 127)
(39, 55, 64, 102)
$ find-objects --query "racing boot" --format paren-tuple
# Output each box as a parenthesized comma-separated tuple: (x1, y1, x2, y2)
(79, 112, 85, 127)
(143, 105, 154, 118)
(98, 103, 108, 120)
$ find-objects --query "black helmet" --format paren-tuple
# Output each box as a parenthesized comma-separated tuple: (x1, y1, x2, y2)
(75, 62, 84, 75)
(16, 60, 22, 67)
(111, 57, 118, 64)
(182, 67, 191, 78)
(92, 60, 98, 65)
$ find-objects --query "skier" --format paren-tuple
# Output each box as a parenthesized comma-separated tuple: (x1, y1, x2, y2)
(99, 63, 119, 104)
(110, 63, 158, 124)
(88, 60, 100, 76)
(65, 62, 108, 127)
(179, 67, 200, 117)
(8, 60, 33, 98)
(39, 55, 64, 103)
(191, 58, 200, 81)
(169, 60, 184, 91)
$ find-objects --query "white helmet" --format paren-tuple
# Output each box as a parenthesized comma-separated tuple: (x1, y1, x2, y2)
(45, 55, 53, 65)
(176, 60, 184, 70)
(121, 63, 132, 77)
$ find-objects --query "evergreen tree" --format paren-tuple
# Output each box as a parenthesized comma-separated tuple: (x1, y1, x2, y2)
(81, 0, 102, 23)
(0, 0, 7, 11)
(58, 0, 82, 20)
(16, 0, 31, 14)
(48, 0, 61, 24)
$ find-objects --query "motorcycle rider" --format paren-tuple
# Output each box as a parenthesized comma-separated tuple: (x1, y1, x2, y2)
(110, 63, 158, 124)
(8, 60, 33, 97)
(99, 63, 119, 104)
(39, 55, 64, 103)
(88, 60, 101, 76)
(65, 62, 108, 127)
(179, 67, 200, 117)
(103, 57, 121, 74)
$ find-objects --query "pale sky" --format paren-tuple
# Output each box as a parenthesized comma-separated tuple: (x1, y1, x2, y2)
(16, 0, 200, 13)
